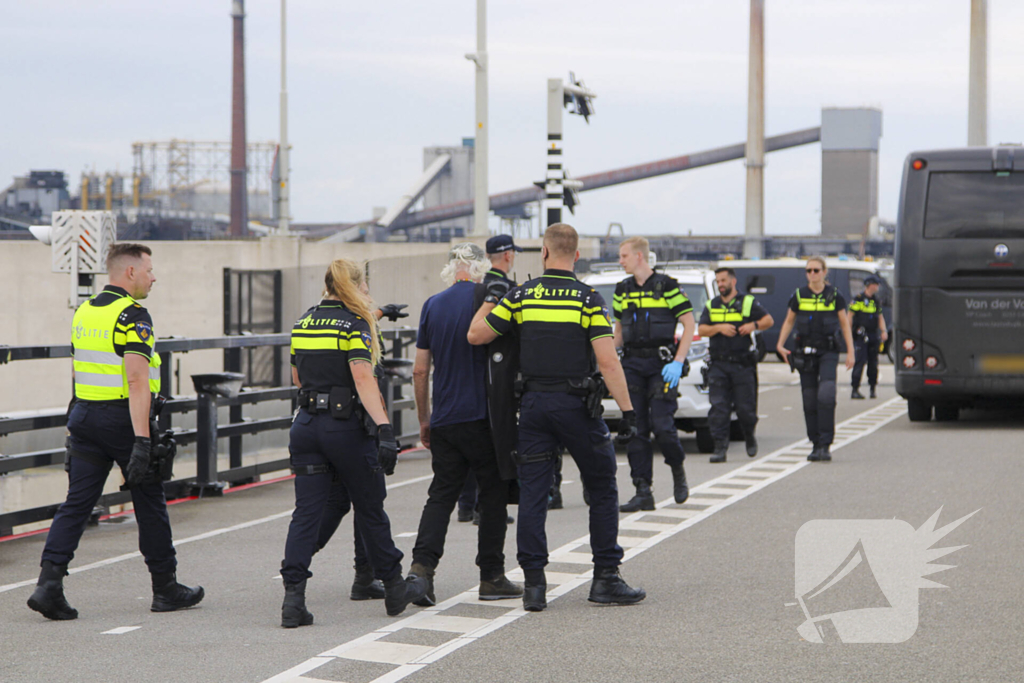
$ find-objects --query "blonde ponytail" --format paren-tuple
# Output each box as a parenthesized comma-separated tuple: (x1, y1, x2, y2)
(324, 259, 382, 366)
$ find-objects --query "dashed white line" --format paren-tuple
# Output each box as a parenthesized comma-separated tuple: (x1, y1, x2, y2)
(101, 626, 141, 635)
(258, 397, 909, 683)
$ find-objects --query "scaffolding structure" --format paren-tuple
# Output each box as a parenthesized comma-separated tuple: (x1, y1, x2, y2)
(131, 140, 276, 217)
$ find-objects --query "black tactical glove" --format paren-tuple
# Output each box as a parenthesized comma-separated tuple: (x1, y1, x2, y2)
(379, 303, 409, 322)
(615, 410, 638, 445)
(376, 424, 398, 475)
(484, 279, 511, 304)
(125, 437, 152, 487)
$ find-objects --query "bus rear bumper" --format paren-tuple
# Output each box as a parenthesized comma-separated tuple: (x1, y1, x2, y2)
(896, 373, 1024, 402)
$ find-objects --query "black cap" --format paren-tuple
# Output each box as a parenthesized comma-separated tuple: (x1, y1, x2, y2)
(864, 276, 881, 286)
(486, 235, 523, 254)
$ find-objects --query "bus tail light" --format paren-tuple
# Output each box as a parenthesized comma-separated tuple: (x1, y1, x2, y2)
(912, 159, 927, 170)
(902, 338, 916, 352)
(924, 379, 943, 385)
(925, 356, 939, 369)
(902, 355, 917, 369)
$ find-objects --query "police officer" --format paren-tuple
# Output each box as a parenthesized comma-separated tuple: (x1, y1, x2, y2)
(310, 301, 410, 602)
(613, 236, 694, 511)
(29, 243, 204, 621)
(280, 258, 426, 627)
(458, 235, 523, 521)
(698, 267, 774, 463)
(776, 257, 856, 462)
(469, 223, 645, 612)
(849, 276, 888, 399)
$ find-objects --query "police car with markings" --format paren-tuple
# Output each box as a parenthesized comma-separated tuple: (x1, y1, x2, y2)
(582, 262, 740, 453)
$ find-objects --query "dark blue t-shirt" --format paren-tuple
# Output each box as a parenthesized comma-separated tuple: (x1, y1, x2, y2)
(416, 281, 488, 428)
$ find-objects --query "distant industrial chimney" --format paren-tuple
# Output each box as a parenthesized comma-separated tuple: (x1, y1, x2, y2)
(230, 0, 248, 237)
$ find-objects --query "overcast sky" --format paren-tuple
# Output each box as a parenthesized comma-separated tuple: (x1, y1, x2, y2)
(3, 0, 1023, 237)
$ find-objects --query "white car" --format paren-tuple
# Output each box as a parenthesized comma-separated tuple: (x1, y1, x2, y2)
(582, 263, 740, 453)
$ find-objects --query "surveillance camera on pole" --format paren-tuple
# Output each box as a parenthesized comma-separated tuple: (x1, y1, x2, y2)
(545, 72, 596, 229)
(30, 210, 117, 308)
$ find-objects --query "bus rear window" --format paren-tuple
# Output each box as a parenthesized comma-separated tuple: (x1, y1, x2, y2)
(924, 172, 1024, 238)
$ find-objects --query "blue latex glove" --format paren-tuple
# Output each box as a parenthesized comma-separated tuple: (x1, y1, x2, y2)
(661, 360, 685, 389)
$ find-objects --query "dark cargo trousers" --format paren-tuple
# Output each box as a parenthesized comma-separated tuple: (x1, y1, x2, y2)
(799, 352, 839, 447)
(282, 410, 403, 585)
(43, 401, 176, 574)
(708, 360, 758, 446)
(622, 355, 685, 484)
(516, 391, 624, 572)
(852, 335, 880, 390)
(315, 482, 372, 568)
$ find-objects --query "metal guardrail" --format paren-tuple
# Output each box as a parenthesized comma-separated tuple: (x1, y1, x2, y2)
(0, 329, 419, 536)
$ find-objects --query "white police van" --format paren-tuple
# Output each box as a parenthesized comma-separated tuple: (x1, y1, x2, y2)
(582, 262, 740, 453)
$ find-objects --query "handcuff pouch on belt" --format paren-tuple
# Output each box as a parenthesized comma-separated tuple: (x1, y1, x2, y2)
(299, 386, 358, 420)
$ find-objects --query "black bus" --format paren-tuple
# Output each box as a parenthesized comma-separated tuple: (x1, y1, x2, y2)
(894, 146, 1024, 421)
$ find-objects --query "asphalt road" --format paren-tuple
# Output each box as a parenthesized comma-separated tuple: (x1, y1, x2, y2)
(1, 364, 1021, 683)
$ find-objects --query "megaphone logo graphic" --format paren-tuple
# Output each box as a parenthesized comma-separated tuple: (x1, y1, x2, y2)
(791, 508, 977, 644)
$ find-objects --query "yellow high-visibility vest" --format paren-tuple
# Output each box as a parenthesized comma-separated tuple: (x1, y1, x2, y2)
(72, 293, 161, 400)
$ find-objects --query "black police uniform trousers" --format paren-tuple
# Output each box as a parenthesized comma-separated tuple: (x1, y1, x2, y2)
(708, 359, 758, 445)
(282, 409, 403, 585)
(852, 334, 880, 390)
(622, 355, 685, 483)
(516, 391, 624, 572)
(412, 419, 509, 578)
(799, 352, 839, 448)
(42, 402, 176, 574)
(458, 471, 478, 513)
(314, 482, 372, 568)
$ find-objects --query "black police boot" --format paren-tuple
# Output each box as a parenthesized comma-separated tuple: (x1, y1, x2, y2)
(350, 563, 385, 601)
(479, 573, 524, 601)
(523, 570, 546, 612)
(851, 388, 865, 399)
(151, 572, 205, 612)
(588, 566, 646, 605)
(670, 463, 689, 504)
(818, 446, 832, 462)
(710, 443, 728, 464)
(619, 479, 655, 512)
(745, 433, 758, 458)
(869, 385, 877, 399)
(407, 562, 435, 607)
(457, 507, 474, 523)
(807, 447, 822, 462)
(547, 486, 563, 510)
(27, 561, 78, 621)
(281, 579, 314, 628)
(384, 573, 428, 617)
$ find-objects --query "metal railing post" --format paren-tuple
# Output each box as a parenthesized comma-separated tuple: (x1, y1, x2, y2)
(193, 389, 225, 496)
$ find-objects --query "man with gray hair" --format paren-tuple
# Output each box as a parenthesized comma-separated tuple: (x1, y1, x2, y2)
(407, 243, 523, 605)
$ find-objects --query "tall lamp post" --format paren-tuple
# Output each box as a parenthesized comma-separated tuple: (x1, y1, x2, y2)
(278, 0, 291, 233)
(743, 0, 765, 259)
(968, 0, 988, 146)
(465, 0, 488, 236)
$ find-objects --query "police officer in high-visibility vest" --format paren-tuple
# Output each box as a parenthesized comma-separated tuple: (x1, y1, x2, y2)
(280, 259, 426, 627)
(613, 236, 694, 511)
(848, 276, 888, 399)
(28, 244, 204, 621)
(698, 267, 774, 463)
(468, 223, 645, 613)
(776, 257, 856, 462)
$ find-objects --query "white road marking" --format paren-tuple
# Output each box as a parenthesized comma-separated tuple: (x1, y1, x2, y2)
(394, 532, 417, 538)
(0, 474, 436, 594)
(257, 397, 908, 683)
(101, 626, 140, 635)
